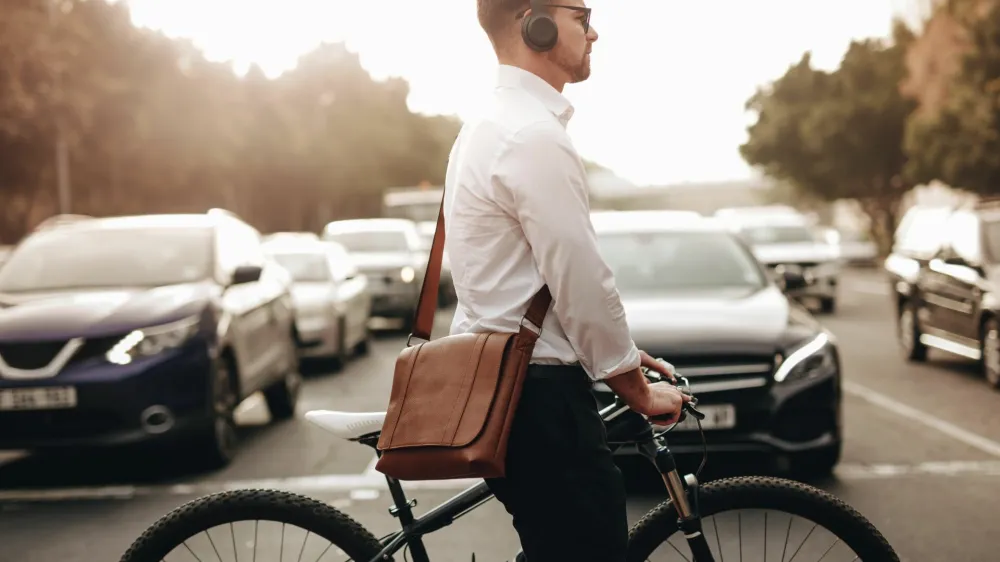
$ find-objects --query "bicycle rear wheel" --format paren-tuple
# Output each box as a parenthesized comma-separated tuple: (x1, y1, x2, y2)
(626, 476, 899, 562)
(119, 489, 386, 562)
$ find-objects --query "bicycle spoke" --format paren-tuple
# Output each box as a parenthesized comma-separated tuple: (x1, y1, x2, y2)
(816, 538, 840, 562)
(786, 522, 818, 562)
(182, 541, 205, 562)
(712, 514, 724, 562)
(737, 511, 742, 562)
(296, 531, 312, 562)
(230, 523, 238, 562)
(781, 515, 793, 562)
(204, 529, 223, 562)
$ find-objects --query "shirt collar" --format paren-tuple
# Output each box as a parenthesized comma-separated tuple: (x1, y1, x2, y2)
(496, 64, 575, 127)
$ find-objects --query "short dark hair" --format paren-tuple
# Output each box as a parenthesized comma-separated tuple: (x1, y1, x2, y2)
(477, 0, 530, 48)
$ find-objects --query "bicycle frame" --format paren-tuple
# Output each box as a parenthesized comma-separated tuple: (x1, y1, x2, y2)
(363, 374, 717, 562)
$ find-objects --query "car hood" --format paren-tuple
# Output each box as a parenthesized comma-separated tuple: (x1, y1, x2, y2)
(751, 243, 839, 265)
(350, 252, 422, 271)
(624, 286, 821, 357)
(291, 283, 333, 308)
(0, 283, 213, 341)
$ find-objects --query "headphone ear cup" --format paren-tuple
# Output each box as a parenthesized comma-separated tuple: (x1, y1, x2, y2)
(521, 13, 558, 52)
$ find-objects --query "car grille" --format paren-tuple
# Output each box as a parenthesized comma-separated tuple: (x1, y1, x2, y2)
(648, 354, 775, 394)
(0, 335, 125, 372)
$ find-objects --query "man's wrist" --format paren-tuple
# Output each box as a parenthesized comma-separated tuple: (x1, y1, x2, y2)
(603, 367, 651, 412)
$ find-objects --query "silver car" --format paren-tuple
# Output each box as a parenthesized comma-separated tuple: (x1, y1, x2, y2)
(264, 237, 372, 365)
(722, 214, 841, 313)
(321, 219, 426, 329)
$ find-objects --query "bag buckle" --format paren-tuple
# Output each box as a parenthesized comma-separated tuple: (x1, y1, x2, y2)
(519, 317, 542, 336)
(406, 333, 429, 347)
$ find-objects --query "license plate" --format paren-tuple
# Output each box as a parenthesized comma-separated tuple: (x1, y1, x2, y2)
(673, 404, 736, 431)
(0, 386, 78, 411)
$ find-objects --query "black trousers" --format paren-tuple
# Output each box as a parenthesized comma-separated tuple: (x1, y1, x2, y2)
(485, 364, 628, 562)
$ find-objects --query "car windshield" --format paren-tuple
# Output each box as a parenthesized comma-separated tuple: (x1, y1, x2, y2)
(270, 252, 331, 282)
(0, 226, 214, 292)
(326, 230, 409, 253)
(596, 230, 767, 296)
(983, 220, 1000, 263)
(739, 225, 818, 245)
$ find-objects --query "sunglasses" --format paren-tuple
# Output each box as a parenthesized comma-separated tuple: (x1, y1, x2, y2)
(517, 4, 592, 33)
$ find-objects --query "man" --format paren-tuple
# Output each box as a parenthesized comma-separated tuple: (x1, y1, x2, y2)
(443, 1, 690, 560)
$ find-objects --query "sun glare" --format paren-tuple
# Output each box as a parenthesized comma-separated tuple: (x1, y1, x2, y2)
(125, 0, 907, 186)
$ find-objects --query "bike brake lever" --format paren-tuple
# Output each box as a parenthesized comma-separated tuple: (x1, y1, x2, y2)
(684, 402, 707, 421)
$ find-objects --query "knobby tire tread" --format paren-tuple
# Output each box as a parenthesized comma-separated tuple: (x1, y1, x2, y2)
(119, 488, 387, 562)
(626, 475, 899, 562)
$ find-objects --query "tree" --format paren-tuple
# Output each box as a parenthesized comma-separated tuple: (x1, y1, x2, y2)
(740, 23, 918, 254)
(0, 0, 461, 243)
(904, 1, 1000, 195)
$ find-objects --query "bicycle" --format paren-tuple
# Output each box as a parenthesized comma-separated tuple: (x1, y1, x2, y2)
(120, 368, 899, 561)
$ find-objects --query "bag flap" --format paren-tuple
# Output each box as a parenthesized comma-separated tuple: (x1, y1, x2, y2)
(377, 331, 516, 450)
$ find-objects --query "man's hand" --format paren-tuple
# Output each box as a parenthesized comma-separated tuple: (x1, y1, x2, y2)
(639, 350, 676, 382)
(643, 382, 691, 426)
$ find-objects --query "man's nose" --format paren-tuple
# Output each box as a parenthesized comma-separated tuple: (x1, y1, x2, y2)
(588, 26, 599, 42)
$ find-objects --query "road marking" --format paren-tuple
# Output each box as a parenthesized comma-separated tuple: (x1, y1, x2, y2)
(843, 380, 1000, 458)
(4, 459, 1000, 503)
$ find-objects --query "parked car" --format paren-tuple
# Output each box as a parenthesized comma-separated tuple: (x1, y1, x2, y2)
(0, 210, 300, 467)
(263, 236, 372, 366)
(722, 213, 842, 313)
(590, 210, 843, 477)
(885, 201, 1000, 388)
(321, 219, 426, 329)
(818, 227, 879, 266)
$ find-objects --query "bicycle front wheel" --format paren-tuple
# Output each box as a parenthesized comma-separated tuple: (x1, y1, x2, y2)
(627, 476, 899, 562)
(120, 489, 386, 562)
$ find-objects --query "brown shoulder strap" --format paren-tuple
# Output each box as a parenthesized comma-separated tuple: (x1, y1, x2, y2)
(408, 188, 553, 344)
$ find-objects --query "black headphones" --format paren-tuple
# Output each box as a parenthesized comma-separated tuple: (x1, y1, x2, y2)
(521, 0, 558, 52)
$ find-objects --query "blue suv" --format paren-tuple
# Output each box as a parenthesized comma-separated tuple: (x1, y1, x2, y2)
(0, 210, 301, 467)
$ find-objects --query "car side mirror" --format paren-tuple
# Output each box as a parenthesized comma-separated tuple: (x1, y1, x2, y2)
(231, 264, 263, 286)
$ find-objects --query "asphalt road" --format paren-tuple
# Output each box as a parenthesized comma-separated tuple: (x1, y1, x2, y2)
(2, 268, 999, 562)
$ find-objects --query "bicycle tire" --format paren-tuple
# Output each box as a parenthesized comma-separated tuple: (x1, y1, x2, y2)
(119, 489, 387, 562)
(626, 476, 899, 562)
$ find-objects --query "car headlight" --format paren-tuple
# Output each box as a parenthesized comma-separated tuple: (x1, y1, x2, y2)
(106, 316, 200, 365)
(774, 333, 835, 383)
(400, 266, 415, 283)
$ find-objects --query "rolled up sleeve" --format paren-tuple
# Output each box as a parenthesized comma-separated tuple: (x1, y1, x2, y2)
(494, 122, 640, 380)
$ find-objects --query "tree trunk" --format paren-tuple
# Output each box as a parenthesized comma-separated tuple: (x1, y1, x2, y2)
(857, 194, 902, 257)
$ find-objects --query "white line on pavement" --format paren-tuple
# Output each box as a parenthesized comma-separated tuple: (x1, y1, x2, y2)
(4, 459, 1000, 503)
(843, 380, 1000, 458)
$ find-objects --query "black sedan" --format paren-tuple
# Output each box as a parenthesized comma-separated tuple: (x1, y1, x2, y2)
(590, 211, 842, 477)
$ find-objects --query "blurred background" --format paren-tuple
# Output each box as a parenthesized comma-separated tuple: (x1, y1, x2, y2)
(4, 0, 1000, 561)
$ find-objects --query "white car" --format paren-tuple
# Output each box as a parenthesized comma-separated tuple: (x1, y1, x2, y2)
(722, 213, 842, 313)
(321, 219, 427, 329)
(264, 236, 372, 366)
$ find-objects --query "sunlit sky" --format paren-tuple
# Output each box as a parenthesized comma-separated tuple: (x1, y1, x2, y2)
(126, 0, 926, 187)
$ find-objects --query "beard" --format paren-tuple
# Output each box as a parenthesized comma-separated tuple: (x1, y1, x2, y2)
(551, 48, 591, 84)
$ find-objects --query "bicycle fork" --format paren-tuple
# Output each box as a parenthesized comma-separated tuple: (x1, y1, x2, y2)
(638, 439, 716, 562)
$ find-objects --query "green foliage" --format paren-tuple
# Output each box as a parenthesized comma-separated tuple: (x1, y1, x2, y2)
(904, 1, 1000, 195)
(0, 0, 460, 242)
(740, 25, 918, 253)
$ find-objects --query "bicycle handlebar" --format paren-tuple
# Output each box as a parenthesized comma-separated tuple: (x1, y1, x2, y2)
(598, 363, 707, 427)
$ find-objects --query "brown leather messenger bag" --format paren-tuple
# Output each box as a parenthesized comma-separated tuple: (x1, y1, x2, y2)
(374, 189, 552, 481)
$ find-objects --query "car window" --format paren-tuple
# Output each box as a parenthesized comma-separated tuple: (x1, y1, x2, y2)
(894, 207, 950, 258)
(326, 244, 357, 282)
(944, 211, 981, 263)
(325, 230, 410, 253)
(270, 252, 331, 282)
(596, 230, 768, 296)
(0, 226, 214, 292)
(738, 225, 819, 245)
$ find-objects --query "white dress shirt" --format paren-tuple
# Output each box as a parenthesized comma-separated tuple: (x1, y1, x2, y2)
(443, 64, 640, 381)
